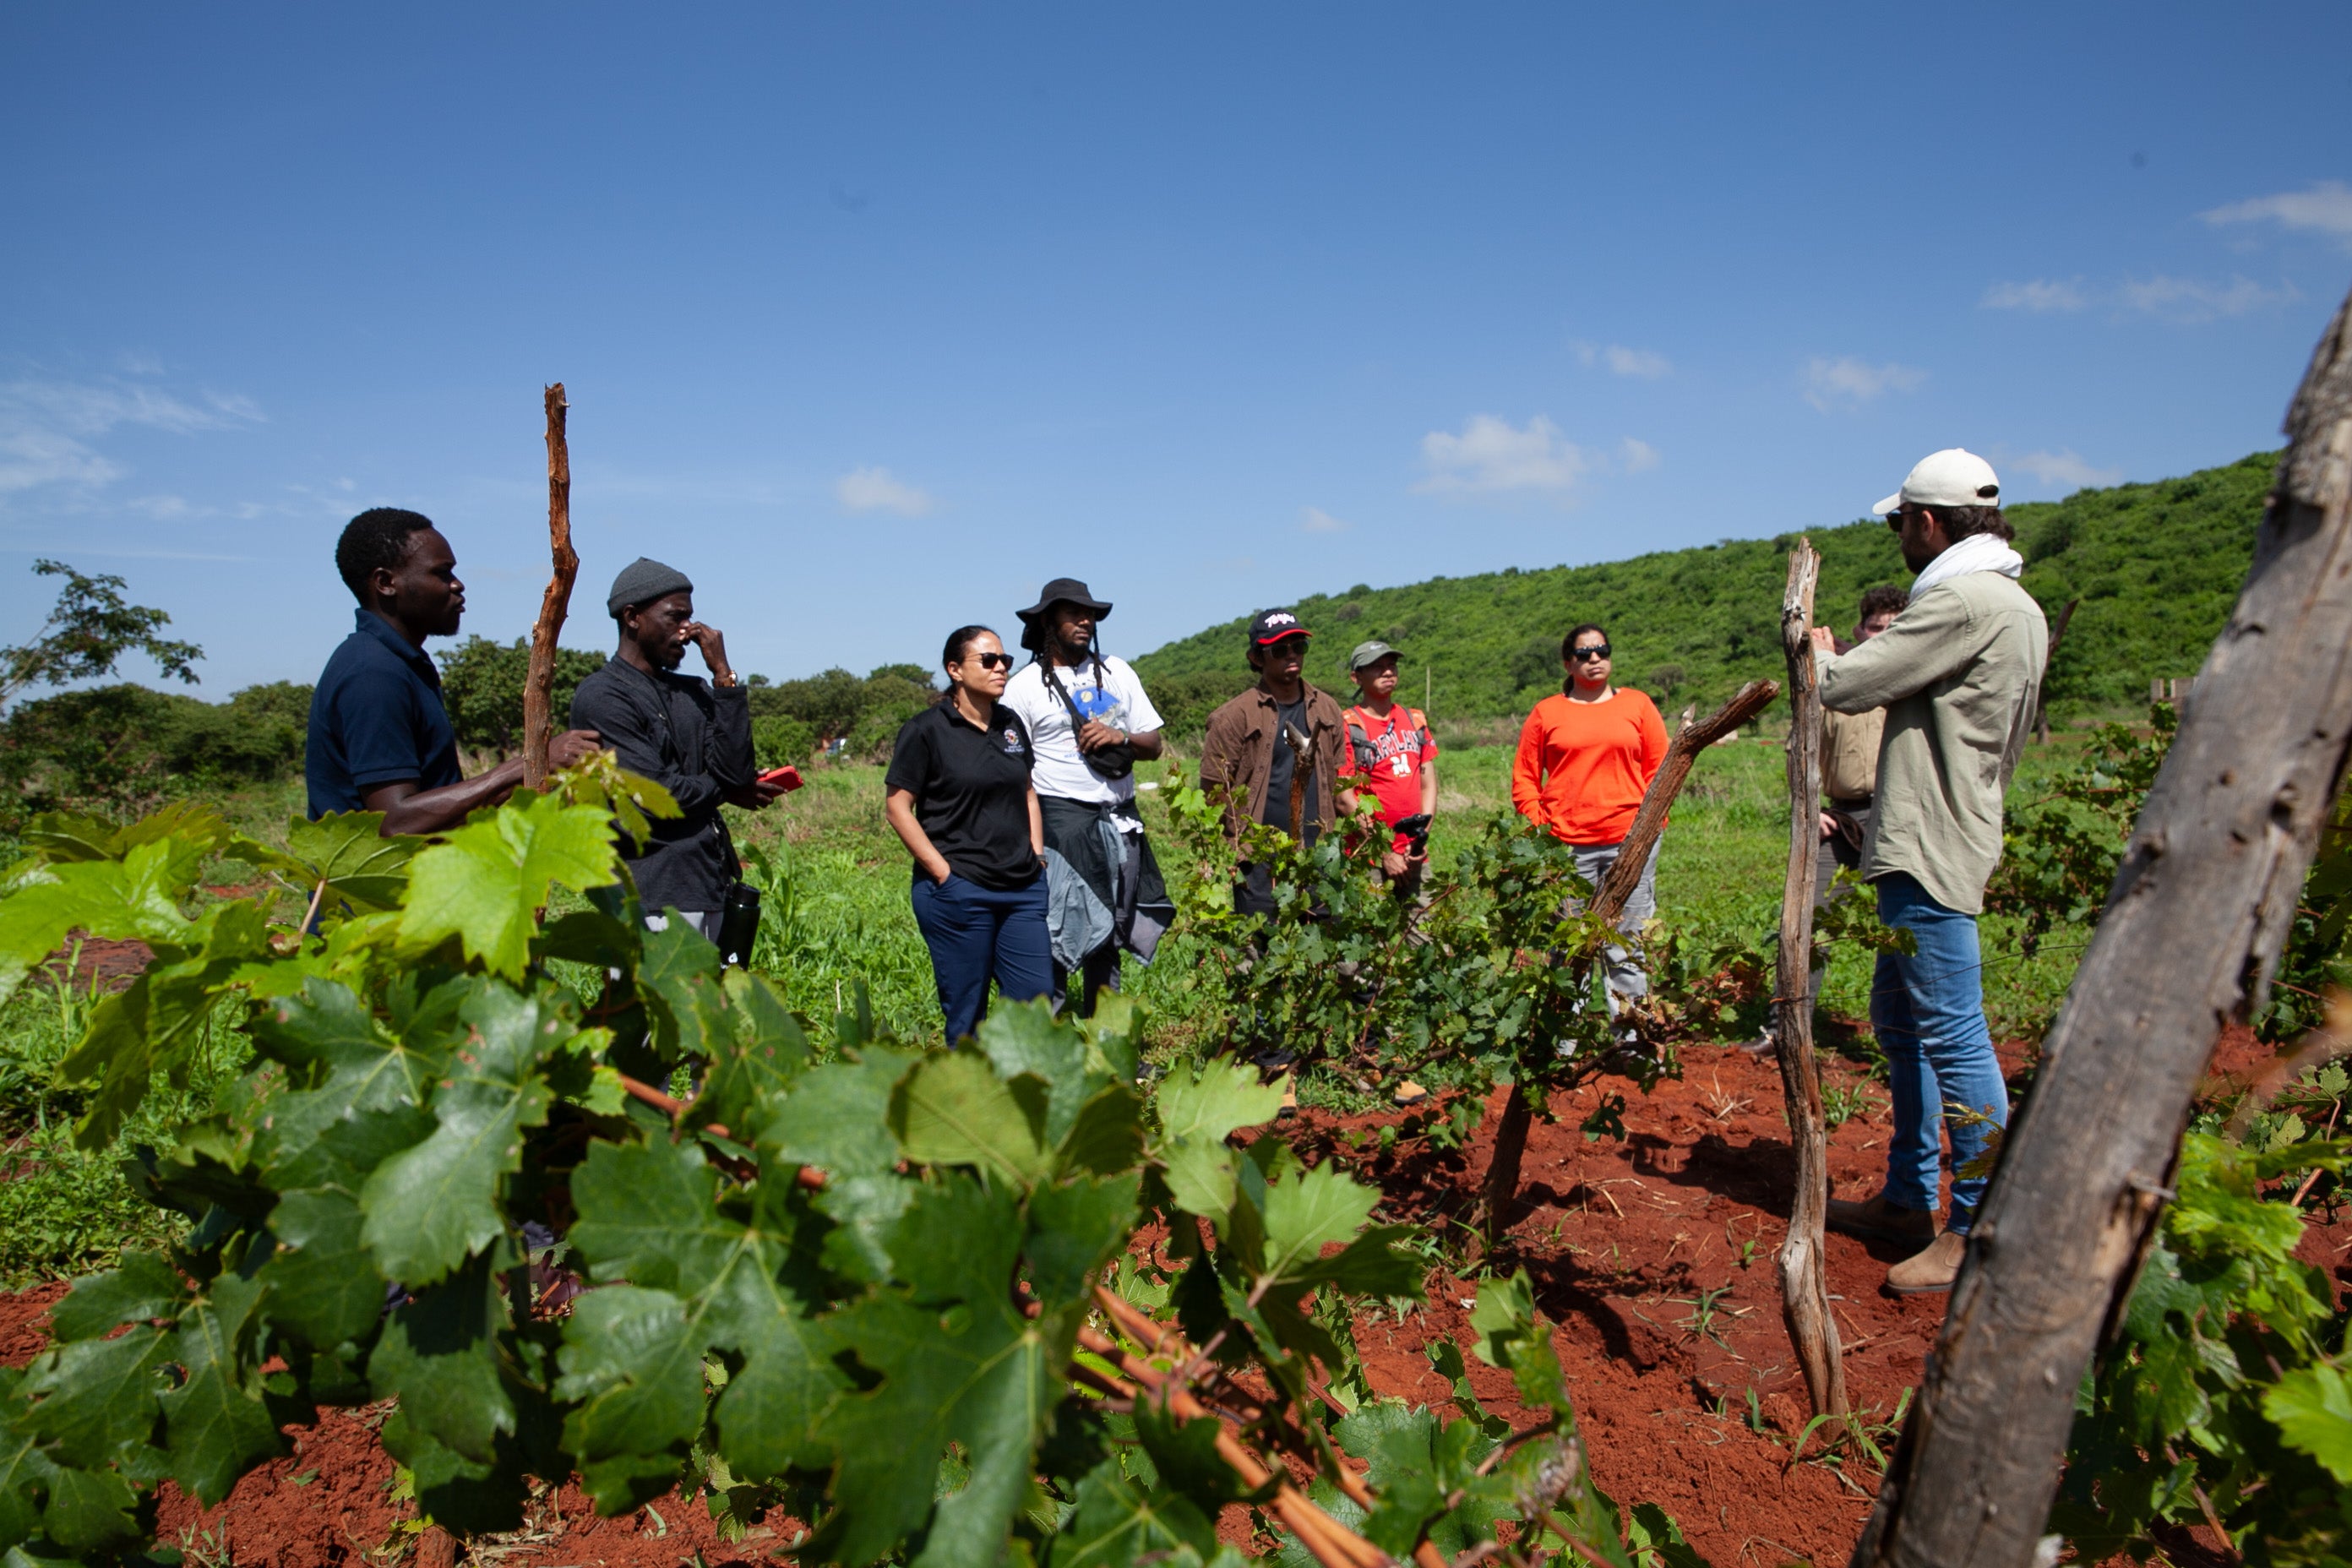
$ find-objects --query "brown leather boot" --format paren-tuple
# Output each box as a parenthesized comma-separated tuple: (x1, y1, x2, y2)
(1886, 1230, 1967, 1294)
(1825, 1191, 1936, 1247)
(1391, 1080, 1431, 1108)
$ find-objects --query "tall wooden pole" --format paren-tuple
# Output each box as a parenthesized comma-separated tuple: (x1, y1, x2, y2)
(523, 384, 576, 791)
(1851, 286, 2352, 1566)
(1481, 678, 1780, 1247)
(1773, 539, 1848, 1424)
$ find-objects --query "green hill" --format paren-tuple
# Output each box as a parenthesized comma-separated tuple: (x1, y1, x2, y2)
(1132, 450, 2277, 734)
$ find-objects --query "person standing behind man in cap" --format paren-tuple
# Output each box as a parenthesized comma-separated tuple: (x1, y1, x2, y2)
(1000, 578, 1177, 1017)
(1811, 449, 2046, 1294)
(569, 558, 784, 936)
(1337, 640, 1440, 902)
(1511, 622, 1668, 1009)
(308, 507, 603, 834)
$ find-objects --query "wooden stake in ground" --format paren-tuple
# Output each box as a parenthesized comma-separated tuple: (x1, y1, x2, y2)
(1772, 538, 1848, 1424)
(522, 383, 578, 791)
(1850, 286, 2352, 1567)
(1481, 678, 1781, 1247)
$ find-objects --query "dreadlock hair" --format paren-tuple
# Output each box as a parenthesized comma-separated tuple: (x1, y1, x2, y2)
(1031, 606, 1107, 696)
(335, 508, 438, 603)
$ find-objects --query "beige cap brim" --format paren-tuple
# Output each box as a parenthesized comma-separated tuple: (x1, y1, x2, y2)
(1871, 491, 1902, 516)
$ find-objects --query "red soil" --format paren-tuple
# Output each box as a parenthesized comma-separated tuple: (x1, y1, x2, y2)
(3, 1026, 2342, 1567)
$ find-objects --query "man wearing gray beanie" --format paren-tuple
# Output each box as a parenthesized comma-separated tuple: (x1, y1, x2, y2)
(569, 557, 782, 934)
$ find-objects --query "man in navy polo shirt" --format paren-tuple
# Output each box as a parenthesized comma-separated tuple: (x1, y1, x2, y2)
(306, 508, 602, 834)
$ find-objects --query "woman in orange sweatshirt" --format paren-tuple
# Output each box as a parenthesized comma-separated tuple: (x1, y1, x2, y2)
(1511, 622, 1668, 1004)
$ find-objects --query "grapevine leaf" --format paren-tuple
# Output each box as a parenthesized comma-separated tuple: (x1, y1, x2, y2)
(552, 1287, 701, 1512)
(259, 1190, 386, 1348)
(1154, 1059, 1286, 1146)
(977, 1000, 1097, 1146)
(1159, 1138, 1240, 1228)
(1258, 1161, 1379, 1282)
(0, 1374, 58, 1553)
(359, 984, 559, 1287)
(760, 1049, 917, 1179)
(688, 971, 811, 1134)
(21, 1327, 174, 1471)
(46, 1251, 188, 1342)
(30, 1462, 141, 1553)
(2263, 1360, 2352, 1483)
(398, 792, 619, 978)
(233, 813, 420, 913)
(0, 837, 200, 1006)
(156, 1273, 282, 1504)
(1284, 1225, 1424, 1299)
(252, 978, 440, 1190)
(814, 1176, 1073, 1568)
(1130, 1399, 1265, 1511)
(1048, 1459, 1220, 1568)
(1025, 1173, 1141, 1309)
(368, 1254, 514, 1465)
(635, 917, 727, 1064)
(1058, 1085, 1145, 1179)
(889, 1051, 1053, 1188)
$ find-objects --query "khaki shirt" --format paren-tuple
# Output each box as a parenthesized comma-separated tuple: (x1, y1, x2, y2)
(1820, 705, 1884, 803)
(1816, 571, 2047, 916)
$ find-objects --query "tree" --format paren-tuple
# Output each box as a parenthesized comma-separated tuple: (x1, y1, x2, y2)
(0, 559, 201, 710)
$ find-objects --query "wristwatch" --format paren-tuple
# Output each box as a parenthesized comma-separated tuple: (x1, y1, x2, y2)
(713, 672, 740, 689)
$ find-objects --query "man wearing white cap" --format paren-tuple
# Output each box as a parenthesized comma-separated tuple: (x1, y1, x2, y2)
(1807, 449, 2048, 1293)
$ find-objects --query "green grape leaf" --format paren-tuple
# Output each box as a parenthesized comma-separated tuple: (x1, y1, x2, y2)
(977, 1000, 1098, 1146)
(30, 1462, 141, 1554)
(1154, 1059, 1286, 1146)
(687, 970, 811, 1134)
(46, 1250, 188, 1342)
(812, 1176, 1074, 1568)
(252, 978, 441, 1190)
(234, 812, 422, 913)
(0, 837, 203, 1007)
(2263, 1359, 2352, 1483)
(1160, 1137, 1241, 1228)
(1058, 1084, 1146, 1178)
(1131, 1399, 1266, 1512)
(259, 1190, 386, 1349)
(889, 1051, 1053, 1188)
(20, 1326, 175, 1471)
(359, 984, 560, 1287)
(156, 1274, 282, 1504)
(552, 1287, 701, 1513)
(634, 917, 727, 1064)
(368, 1255, 515, 1466)
(398, 792, 619, 978)
(1048, 1459, 1220, 1568)
(760, 1049, 917, 1179)
(1257, 1161, 1380, 1282)
(1025, 1173, 1141, 1310)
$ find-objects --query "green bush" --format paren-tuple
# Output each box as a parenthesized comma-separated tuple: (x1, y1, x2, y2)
(751, 713, 814, 770)
(435, 634, 607, 754)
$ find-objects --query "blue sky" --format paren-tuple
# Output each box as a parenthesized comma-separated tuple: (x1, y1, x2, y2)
(3, 5, 2349, 695)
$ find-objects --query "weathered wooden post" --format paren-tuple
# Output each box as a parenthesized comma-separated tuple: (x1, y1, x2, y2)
(1480, 678, 1780, 1247)
(522, 383, 577, 790)
(1851, 287, 2352, 1566)
(2033, 597, 2077, 743)
(1773, 538, 1848, 1424)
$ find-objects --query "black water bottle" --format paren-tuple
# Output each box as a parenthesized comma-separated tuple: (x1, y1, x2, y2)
(716, 883, 762, 971)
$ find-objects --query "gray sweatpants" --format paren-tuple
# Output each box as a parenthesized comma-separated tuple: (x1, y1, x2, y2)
(1570, 838, 1660, 1004)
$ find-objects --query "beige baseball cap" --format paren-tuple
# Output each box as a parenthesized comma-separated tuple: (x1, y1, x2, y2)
(1872, 448, 2001, 516)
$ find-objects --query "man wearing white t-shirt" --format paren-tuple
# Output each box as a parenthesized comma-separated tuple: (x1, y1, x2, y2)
(1004, 578, 1177, 1017)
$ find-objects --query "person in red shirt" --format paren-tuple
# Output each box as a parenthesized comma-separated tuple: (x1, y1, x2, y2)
(1337, 640, 1439, 900)
(1510, 622, 1668, 1006)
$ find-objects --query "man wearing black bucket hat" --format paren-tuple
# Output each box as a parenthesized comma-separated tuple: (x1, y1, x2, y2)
(1002, 577, 1176, 1016)
(569, 557, 784, 938)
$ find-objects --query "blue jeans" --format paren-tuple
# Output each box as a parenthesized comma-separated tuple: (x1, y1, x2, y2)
(910, 871, 1054, 1043)
(1870, 872, 2008, 1234)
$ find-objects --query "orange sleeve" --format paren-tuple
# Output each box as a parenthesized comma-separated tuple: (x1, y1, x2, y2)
(1636, 694, 1668, 784)
(1510, 705, 1549, 824)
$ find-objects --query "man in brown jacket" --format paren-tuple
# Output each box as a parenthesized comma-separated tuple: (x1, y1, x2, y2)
(1199, 607, 1351, 917)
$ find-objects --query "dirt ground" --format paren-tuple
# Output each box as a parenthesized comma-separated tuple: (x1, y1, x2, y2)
(3, 1026, 2342, 1568)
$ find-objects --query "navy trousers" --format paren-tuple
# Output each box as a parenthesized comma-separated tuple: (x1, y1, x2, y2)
(910, 871, 1054, 1043)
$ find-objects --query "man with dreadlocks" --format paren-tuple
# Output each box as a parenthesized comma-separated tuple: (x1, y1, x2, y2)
(1001, 577, 1176, 1017)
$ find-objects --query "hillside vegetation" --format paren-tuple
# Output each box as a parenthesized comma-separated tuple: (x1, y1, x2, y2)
(1133, 450, 2276, 731)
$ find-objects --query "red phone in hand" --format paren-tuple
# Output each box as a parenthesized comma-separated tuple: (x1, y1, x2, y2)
(758, 765, 804, 792)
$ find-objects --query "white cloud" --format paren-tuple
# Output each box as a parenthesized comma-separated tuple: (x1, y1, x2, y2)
(0, 373, 262, 499)
(1982, 278, 2089, 313)
(1575, 341, 1672, 378)
(1803, 357, 1926, 411)
(834, 466, 934, 516)
(2010, 449, 2121, 491)
(2116, 273, 2295, 322)
(1301, 506, 1348, 533)
(2201, 180, 2352, 248)
(1618, 437, 1660, 474)
(1416, 414, 1591, 498)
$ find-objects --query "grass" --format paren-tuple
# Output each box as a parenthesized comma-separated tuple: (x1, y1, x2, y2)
(0, 728, 2100, 1283)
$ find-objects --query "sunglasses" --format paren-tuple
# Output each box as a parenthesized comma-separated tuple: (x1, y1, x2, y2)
(1570, 644, 1611, 661)
(966, 651, 1014, 671)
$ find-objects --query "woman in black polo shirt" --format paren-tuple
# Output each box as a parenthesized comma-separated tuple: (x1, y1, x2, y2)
(885, 625, 1053, 1042)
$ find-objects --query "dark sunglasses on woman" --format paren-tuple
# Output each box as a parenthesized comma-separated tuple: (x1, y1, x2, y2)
(1571, 644, 1611, 661)
(967, 651, 1015, 670)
